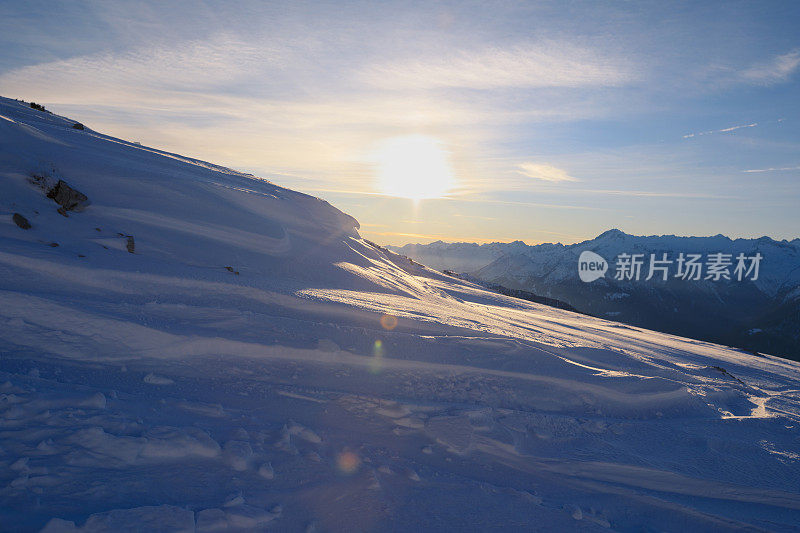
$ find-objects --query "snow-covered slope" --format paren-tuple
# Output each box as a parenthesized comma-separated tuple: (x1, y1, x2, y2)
(2, 96, 800, 532)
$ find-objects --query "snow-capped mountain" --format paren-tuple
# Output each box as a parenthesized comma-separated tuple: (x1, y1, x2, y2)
(3, 96, 800, 531)
(390, 230, 800, 360)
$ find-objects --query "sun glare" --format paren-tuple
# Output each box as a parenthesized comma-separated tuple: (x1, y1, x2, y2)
(374, 135, 455, 200)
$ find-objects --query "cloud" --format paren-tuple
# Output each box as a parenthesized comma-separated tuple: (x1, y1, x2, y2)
(683, 122, 758, 139)
(743, 165, 800, 173)
(740, 49, 800, 85)
(563, 188, 736, 199)
(358, 42, 635, 90)
(517, 163, 577, 182)
(0, 33, 628, 201)
(0, 38, 472, 170)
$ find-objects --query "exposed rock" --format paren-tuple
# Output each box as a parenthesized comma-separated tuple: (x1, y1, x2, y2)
(126, 235, 135, 254)
(46, 180, 90, 212)
(224, 266, 240, 275)
(29, 173, 53, 191)
(12, 213, 31, 229)
(72, 122, 85, 130)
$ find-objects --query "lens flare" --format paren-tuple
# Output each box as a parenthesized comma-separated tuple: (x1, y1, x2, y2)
(380, 314, 398, 330)
(336, 451, 361, 474)
(370, 339, 384, 373)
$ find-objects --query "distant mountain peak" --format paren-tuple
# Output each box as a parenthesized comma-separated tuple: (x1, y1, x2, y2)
(596, 228, 627, 240)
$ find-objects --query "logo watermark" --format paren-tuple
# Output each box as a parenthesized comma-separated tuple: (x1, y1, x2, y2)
(578, 252, 762, 283)
(578, 251, 608, 282)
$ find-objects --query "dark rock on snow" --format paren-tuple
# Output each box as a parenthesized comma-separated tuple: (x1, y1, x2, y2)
(46, 180, 90, 211)
(12, 213, 31, 229)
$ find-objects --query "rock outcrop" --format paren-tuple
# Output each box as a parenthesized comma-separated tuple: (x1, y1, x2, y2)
(46, 180, 90, 212)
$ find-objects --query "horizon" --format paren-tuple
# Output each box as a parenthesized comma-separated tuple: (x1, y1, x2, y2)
(388, 227, 800, 248)
(1, 1, 799, 246)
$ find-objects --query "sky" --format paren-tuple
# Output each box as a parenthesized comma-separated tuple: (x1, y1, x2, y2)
(1, 0, 799, 246)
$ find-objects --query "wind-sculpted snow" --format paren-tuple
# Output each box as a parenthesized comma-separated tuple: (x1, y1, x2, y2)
(2, 96, 800, 531)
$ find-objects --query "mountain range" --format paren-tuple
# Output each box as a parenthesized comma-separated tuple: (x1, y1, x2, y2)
(390, 230, 800, 360)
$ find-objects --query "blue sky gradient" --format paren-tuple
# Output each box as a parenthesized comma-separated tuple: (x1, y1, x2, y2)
(1, 1, 798, 244)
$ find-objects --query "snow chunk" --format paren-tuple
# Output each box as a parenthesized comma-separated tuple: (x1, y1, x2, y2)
(286, 421, 322, 444)
(143, 373, 174, 385)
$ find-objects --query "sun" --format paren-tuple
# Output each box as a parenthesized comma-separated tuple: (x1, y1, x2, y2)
(374, 135, 455, 200)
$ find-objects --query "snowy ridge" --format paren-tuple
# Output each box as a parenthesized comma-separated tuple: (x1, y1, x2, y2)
(2, 96, 800, 531)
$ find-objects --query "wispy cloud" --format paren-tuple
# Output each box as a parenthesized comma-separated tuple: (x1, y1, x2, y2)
(564, 188, 737, 199)
(0, 34, 287, 101)
(0, 33, 632, 202)
(743, 165, 800, 173)
(517, 163, 577, 182)
(447, 196, 605, 211)
(740, 49, 800, 85)
(358, 42, 635, 90)
(0, 40, 477, 176)
(683, 122, 758, 139)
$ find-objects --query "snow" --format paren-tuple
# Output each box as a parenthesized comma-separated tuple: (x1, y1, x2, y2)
(2, 96, 800, 531)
